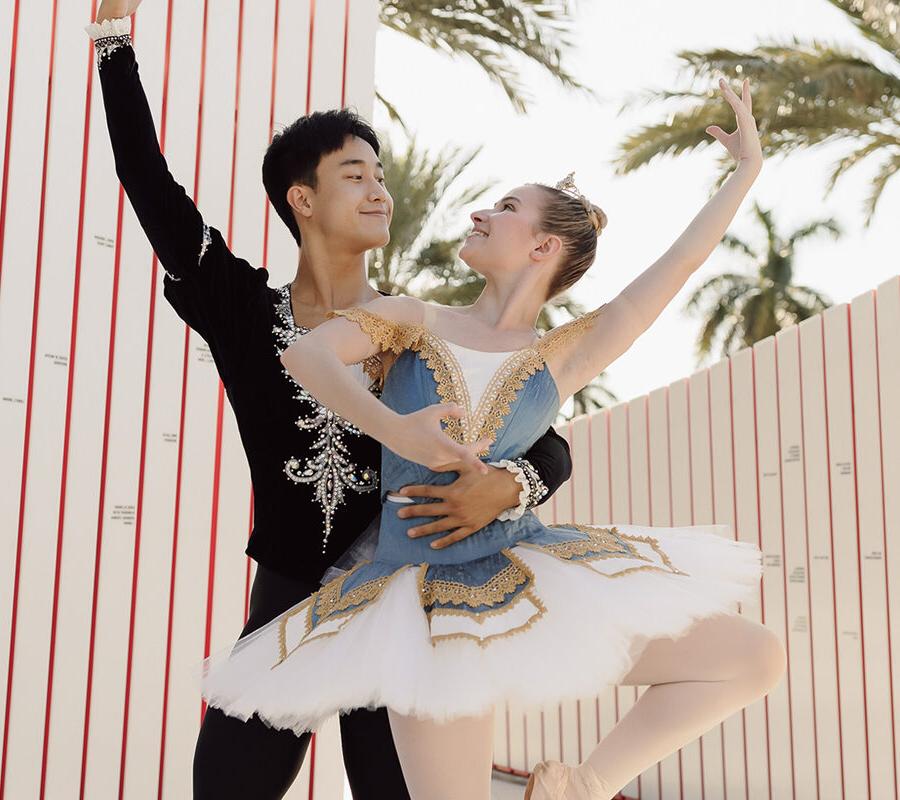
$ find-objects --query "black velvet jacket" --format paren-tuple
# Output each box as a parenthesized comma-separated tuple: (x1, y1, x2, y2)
(93, 32, 573, 582)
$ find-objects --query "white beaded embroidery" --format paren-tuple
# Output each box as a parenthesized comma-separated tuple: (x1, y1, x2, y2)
(272, 285, 379, 552)
(199, 222, 212, 263)
(93, 33, 133, 68)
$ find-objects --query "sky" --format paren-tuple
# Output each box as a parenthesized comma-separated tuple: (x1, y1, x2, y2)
(372, 0, 899, 405)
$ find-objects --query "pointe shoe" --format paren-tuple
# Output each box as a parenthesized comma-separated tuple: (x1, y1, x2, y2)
(523, 760, 610, 800)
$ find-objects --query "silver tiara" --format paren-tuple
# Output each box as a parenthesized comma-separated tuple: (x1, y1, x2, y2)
(554, 171, 583, 199)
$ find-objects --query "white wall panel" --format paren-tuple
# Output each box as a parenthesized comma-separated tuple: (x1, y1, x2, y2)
(0, 1, 379, 797)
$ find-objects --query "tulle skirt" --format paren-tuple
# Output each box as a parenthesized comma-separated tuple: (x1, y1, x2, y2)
(196, 522, 762, 735)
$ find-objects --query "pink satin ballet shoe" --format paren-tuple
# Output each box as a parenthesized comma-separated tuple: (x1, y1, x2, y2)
(523, 760, 611, 800)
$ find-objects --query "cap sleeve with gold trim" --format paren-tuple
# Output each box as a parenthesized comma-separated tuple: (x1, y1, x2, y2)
(326, 307, 425, 355)
(536, 303, 607, 358)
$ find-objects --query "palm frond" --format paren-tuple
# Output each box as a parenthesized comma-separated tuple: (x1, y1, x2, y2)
(787, 217, 842, 245)
(379, 0, 588, 113)
(684, 273, 754, 312)
(374, 90, 409, 133)
(826, 133, 899, 191)
(824, 0, 900, 57)
(863, 149, 900, 225)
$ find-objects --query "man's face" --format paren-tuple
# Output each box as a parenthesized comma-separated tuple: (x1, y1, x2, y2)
(302, 136, 393, 251)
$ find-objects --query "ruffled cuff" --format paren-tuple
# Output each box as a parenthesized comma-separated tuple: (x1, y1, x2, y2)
(490, 459, 533, 521)
(84, 17, 132, 67)
(85, 16, 131, 39)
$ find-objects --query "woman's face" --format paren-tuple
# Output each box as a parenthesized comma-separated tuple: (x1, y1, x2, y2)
(458, 184, 554, 280)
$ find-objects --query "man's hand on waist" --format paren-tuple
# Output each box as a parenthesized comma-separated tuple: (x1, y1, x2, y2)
(393, 461, 522, 550)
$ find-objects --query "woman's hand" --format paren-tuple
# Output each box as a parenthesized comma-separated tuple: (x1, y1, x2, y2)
(384, 404, 492, 475)
(97, 0, 142, 23)
(706, 77, 762, 171)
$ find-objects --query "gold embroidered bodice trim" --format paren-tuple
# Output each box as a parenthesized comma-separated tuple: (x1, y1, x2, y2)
(327, 307, 425, 354)
(329, 305, 607, 447)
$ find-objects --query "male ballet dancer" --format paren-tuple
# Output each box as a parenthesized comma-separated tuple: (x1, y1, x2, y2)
(87, 2, 573, 798)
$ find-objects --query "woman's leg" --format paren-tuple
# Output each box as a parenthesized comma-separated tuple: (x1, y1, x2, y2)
(576, 612, 787, 797)
(387, 708, 495, 800)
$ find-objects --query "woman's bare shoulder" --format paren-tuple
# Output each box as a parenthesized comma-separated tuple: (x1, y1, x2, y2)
(359, 294, 428, 327)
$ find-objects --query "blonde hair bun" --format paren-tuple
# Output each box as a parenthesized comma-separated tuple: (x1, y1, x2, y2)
(577, 196, 607, 235)
(589, 204, 608, 235)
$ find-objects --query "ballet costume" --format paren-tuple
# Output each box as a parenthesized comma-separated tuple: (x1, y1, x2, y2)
(197, 306, 763, 738)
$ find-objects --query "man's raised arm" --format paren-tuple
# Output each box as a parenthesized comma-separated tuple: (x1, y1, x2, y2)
(86, 4, 237, 284)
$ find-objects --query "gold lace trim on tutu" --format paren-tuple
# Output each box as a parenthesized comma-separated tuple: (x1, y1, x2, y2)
(418, 548, 533, 608)
(429, 588, 547, 648)
(521, 523, 690, 577)
(272, 563, 407, 667)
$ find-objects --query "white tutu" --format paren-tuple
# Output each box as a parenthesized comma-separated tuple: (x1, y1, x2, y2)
(196, 523, 762, 735)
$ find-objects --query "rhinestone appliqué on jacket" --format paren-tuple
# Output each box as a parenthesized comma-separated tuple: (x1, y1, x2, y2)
(272, 285, 379, 553)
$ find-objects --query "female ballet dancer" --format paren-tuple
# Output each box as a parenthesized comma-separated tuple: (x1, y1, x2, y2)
(199, 77, 786, 799)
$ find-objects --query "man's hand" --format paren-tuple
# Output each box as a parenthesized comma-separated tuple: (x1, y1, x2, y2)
(97, 0, 142, 23)
(393, 461, 523, 549)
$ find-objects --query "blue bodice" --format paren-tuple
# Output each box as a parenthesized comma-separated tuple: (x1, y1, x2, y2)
(375, 344, 561, 564)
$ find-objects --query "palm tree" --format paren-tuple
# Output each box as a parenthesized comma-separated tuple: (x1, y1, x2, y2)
(613, 0, 900, 225)
(378, 0, 590, 116)
(685, 202, 837, 360)
(371, 133, 616, 418)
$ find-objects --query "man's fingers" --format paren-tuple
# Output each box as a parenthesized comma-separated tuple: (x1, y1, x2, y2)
(398, 483, 448, 498)
(397, 502, 449, 520)
(408, 520, 457, 538)
(430, 528, 471, 549)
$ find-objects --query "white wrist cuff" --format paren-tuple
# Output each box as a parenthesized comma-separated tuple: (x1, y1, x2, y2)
(490, 460, 530, 521)
(84, 17, 132, 40)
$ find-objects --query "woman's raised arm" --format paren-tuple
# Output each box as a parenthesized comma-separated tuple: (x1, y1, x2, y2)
(552, 77, 763, 402)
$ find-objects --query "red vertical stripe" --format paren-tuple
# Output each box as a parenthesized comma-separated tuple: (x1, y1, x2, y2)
(586, 414, 601, 748)
(727, 360, 752, 800)
(844, 306, 873, 795)
(340, 0, 350, 108)
(818, 317, 847, 800)
(873, 290, 899, 800)
(305, 0, 316, 114)
(606, 410, 621, 734)
(157, 0, 210, 792)
(772, 341, 798, 799)
(795, 330, 823, 798)
(749, 350, 775, 800)
(307, 731, 317, 800)
(623, 406, 641, 798)
(0, 1, 60, 795)
(117, 3, 177, 794)
(568, 422, 584, 765)
(705, 371, 730, 799)
(38, 1, 99, 796)
(0, 0, 21, 292)
(647, 395, 664, 793)
(664, 388, 685, 800)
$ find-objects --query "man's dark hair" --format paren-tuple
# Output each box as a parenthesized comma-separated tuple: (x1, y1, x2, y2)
(262, 108, 380, 246)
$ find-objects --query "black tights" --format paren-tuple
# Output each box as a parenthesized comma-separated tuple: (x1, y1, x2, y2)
(192, 564, 410, 799)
